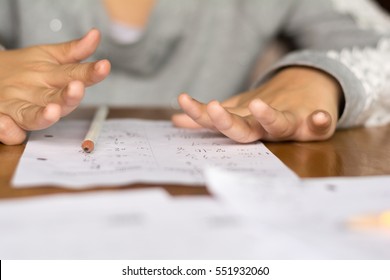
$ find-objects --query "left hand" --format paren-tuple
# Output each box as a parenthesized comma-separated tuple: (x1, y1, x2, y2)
(172, 66, 343, 142)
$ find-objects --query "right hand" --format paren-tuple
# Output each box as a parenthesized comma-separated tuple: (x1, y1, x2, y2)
(0, 29, 111, 145)
(173, 67, 342, 142)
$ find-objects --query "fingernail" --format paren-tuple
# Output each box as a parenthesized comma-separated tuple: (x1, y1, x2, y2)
(312, 111, 328, 124)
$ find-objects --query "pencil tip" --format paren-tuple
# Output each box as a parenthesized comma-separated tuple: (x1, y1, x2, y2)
(81, 140, 94, 153)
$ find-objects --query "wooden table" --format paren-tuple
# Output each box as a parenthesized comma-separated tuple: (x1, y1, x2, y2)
(1, 107, 390, 200)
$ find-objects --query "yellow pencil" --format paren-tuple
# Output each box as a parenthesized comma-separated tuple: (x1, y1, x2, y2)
(81, 106, 109, 153)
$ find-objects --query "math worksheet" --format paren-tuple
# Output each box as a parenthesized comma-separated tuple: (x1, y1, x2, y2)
(12, 119, 296, 188)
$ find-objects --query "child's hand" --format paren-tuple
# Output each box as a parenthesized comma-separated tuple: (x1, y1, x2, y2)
(172, 67, 343, 142)
(0, 29, 110, 144)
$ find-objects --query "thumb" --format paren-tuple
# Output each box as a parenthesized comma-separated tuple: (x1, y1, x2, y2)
(307, 110, 333, 136)
(44, 28, 101, 64)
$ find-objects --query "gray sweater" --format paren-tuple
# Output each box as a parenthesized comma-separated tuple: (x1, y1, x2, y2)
(1, 0, 390, 128)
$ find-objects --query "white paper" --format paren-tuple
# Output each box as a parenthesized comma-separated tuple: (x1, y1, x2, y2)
(0, 189, 259, 259)
(12, 119, 296, 188)
(4, 166, 390, 259)
(205, 167, 390, 259)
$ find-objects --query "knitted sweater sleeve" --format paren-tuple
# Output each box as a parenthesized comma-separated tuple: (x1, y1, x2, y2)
(254, 0, 390, 128)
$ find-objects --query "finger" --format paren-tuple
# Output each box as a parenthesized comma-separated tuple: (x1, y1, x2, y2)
(44, 28, 102, 64)
(57, 80, 85, 116)
(307, 110, 333, 136)
(0, 101, 61, 130)
(206, 100, 265, 143)
(4, 81, 85, 117)
(249, 98, 297, 140)
(49, 59, 111, 87)
(0, 113, 26, 145)
(171, 113, 202, 128)
(177, 93, 215, 129)
(220, 90, 255, 108)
